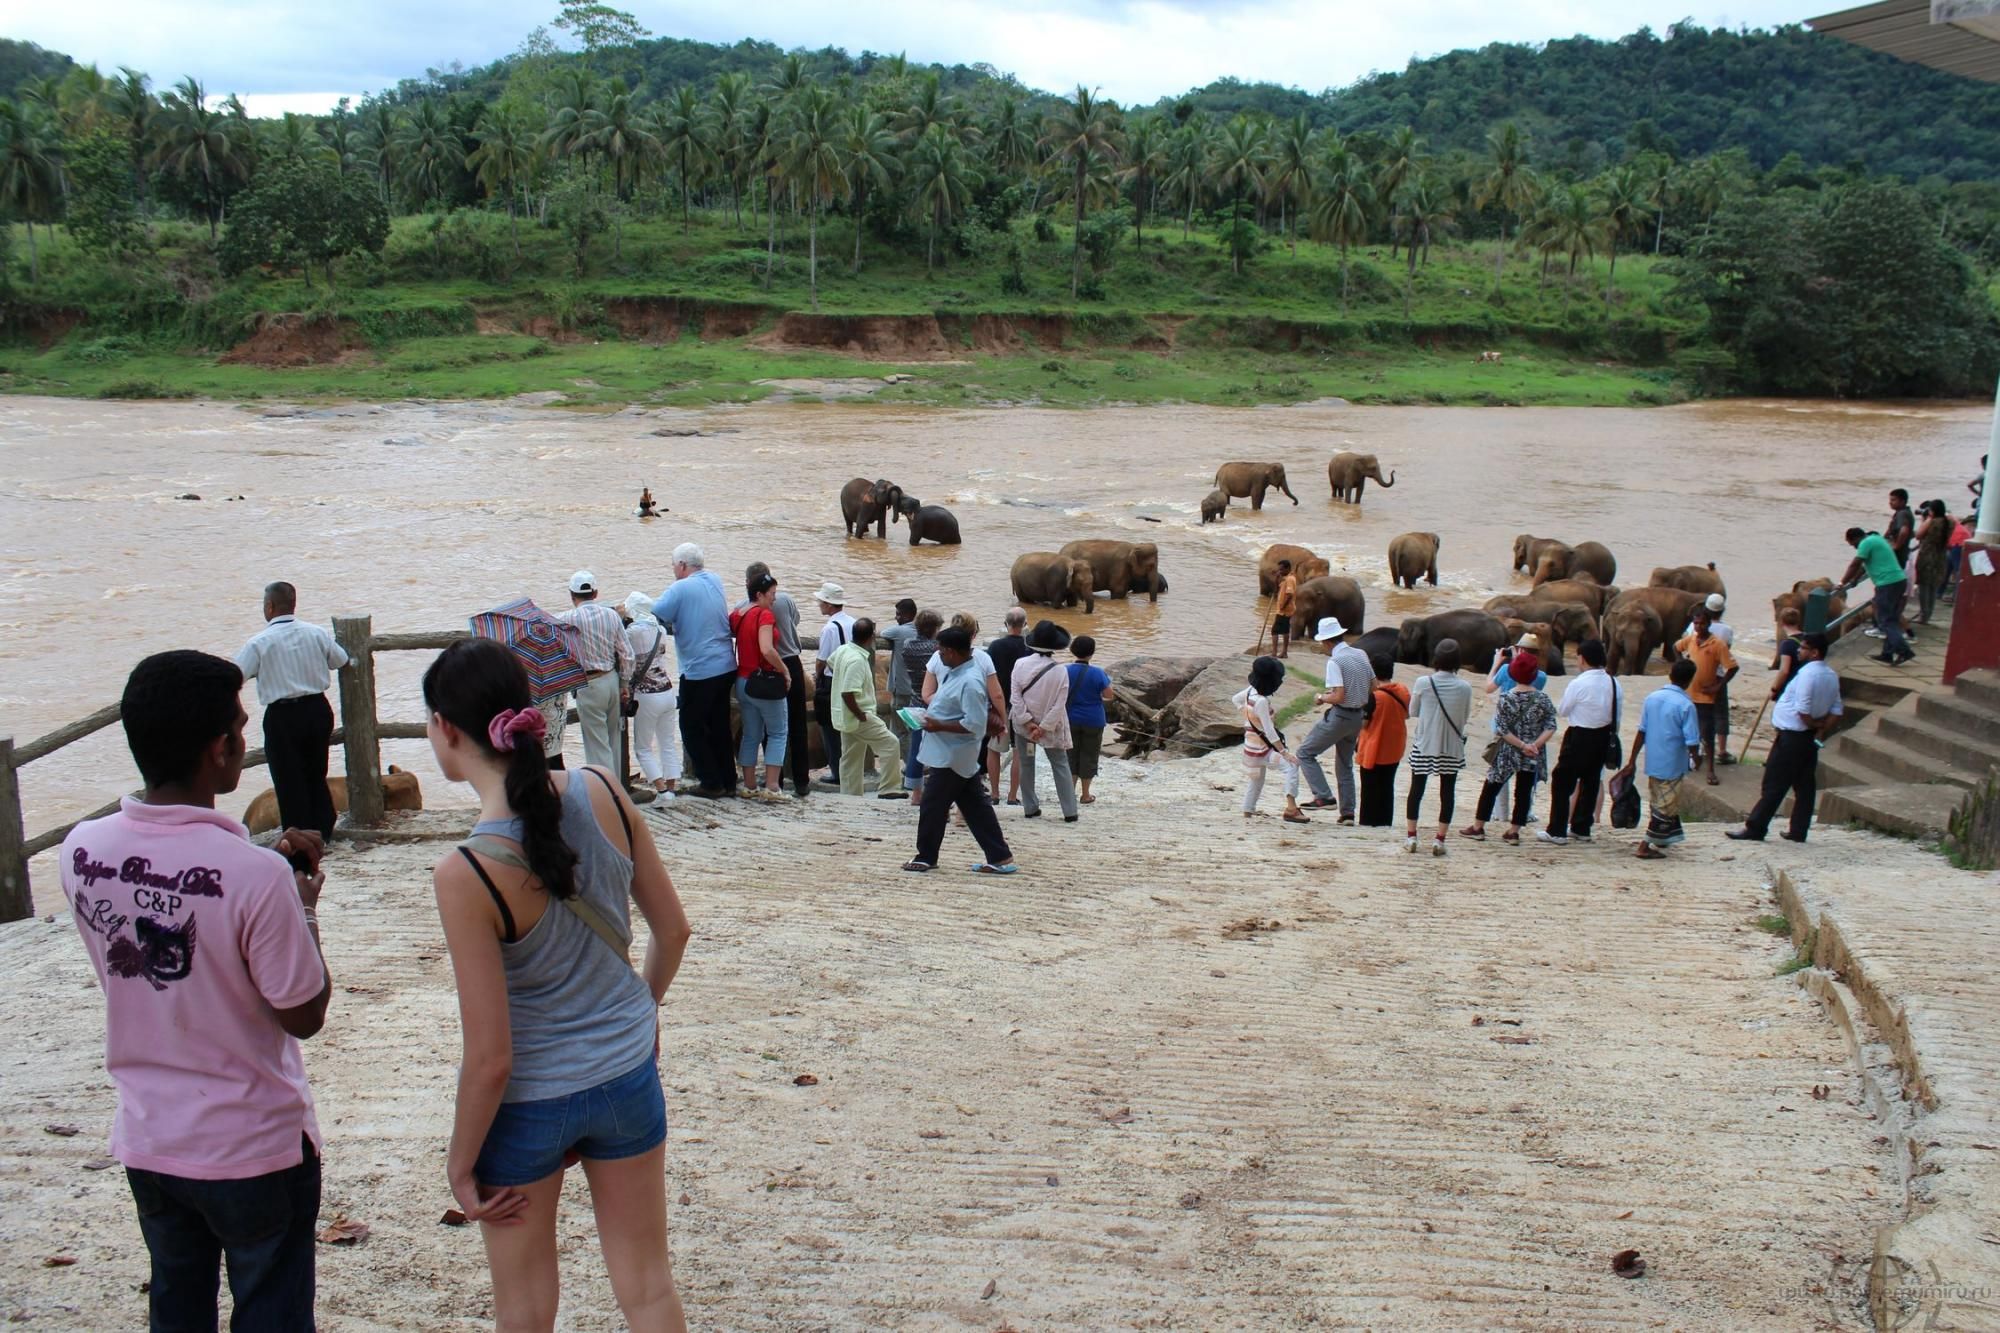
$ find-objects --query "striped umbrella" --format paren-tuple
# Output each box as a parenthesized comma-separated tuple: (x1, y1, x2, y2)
(468, 597, 591, 703)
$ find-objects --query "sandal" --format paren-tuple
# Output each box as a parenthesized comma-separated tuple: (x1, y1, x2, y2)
(1706, 775, 1721, 786)
(1079, 794, 1096, 804)
(1635, 845, 1665, 860)
(971, 862, 1018, 875)
(901, 860, 933, 873)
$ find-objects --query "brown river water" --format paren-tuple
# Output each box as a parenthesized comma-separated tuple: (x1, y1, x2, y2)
(1, 393, 1986, 839)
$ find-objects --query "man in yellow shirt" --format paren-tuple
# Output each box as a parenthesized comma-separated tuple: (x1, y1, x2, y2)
(1673, 605, 1738, 787)
(831, 618, 905, 798)
(1271, 560, 1299, 659)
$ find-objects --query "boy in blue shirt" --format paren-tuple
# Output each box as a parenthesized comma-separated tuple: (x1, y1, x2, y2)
(1613, 659, 1702, 860)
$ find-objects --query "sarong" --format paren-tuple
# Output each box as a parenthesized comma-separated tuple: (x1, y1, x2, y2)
(1645, 776, 1685, 847)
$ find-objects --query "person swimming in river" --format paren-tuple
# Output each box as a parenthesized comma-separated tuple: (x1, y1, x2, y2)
(637, 487, 664, 518)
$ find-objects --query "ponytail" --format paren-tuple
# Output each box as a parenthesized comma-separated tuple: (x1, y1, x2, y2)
(423, 639, 579, 900)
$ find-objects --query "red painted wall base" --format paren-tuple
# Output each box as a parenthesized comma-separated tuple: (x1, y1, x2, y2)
(1943, 541, 2000, 686)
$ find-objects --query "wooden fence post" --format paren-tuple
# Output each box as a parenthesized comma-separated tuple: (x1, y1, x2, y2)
(0, 738, 28, 923)
(335, 616, 385, 827)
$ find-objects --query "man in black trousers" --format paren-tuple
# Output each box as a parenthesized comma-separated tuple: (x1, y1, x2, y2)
(1728, 634, 1844, 843)
(235, 582, 349, 838)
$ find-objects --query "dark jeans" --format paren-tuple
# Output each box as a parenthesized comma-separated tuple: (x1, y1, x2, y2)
(814, 671, 841, 779)
(783, 655, 811, 797)
(1745, 729, 1821, 840)
(678, 670, 738, 792)
(1476, 771, 1537, 826)
(126, 1139, 321, 1333)
(914, 765, 1013, 868)
(263, 695, 336, 840)
(1874, 582, 1911, 656)
(1547, 725, 1612, 837)
(1405, 771, 1458, 825)
(1358, 762, 1399, 826)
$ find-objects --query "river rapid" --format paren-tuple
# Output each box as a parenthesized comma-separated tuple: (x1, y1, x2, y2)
(0, 393, 1986, 837)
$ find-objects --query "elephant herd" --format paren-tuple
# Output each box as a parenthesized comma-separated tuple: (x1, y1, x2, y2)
(839, 476, 962, 546)
(1202, 451, 1395, 523)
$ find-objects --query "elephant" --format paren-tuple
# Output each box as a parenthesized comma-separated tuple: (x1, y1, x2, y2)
(1328, 451, 1395, 503)
(1353, 626, 1401, 666)
(1602, 597, 1666, 677)
(840, 476, 904, 539)
(1060, 539, 1162, 601)
(1512, 534, 1569, 575)
(1387, 532, 1441, 588)
(1531, 573, 1614, 617)
(895, 496, 961, 545)
(1610, 586, 1707, 666)
(1292, 575, 1366, 646)
(1771, 578, 1849, 648)
(1571, 541, 1618, 587)
(1480, 596, 1598, 650)
(1200, 488, 1229, 524)
(1395, 609, 1510, 673)
(1650, 563, 1726, 597)
(1214, 461, 1299, 510)
(1258, 543, 1331, 595)
(1011, 552, 1094, 614)
(1527, 541, 1576, 585)
(1498, 619, 1566, 675)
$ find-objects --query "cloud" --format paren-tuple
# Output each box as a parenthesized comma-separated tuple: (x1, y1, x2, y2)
(10, 1, 1811, 106)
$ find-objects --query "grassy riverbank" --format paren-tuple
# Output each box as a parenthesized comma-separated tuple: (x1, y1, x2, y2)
(0, 215, 1692, 408)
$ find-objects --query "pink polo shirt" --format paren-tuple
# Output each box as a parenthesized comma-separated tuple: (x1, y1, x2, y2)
(62, 798, 325, 1180)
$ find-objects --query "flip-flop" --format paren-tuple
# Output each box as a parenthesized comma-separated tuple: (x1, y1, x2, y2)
(901, 860, 933, 873)
(1707, 776, 1721, 786)
(971, 862, 1018, 875)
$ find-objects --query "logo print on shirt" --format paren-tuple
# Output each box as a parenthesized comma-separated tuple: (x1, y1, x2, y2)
(73, 890, 199, 992)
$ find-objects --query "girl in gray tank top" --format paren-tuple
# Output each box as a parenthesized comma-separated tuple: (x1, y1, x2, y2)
(422, 638, 692, 1330)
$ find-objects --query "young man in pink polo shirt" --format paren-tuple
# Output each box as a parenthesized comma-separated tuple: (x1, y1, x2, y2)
(62, 649, 333, 1330)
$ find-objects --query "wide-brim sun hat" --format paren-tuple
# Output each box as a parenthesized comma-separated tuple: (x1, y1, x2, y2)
(1025, 619, 1072, 653)
(1313, 617, 1347, 640)
(815, 581, 855, 605)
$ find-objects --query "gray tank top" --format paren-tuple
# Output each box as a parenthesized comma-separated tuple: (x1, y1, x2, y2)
(468, 772, 657, 1102)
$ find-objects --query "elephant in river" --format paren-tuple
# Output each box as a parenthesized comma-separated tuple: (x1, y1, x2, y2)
(1213, 461, 1298, 510)
(895, 496, 961, 545)
(840, 476, 904, 539)
(1200, 488, 1229, 524)
(1258, 543, 1330, 595)
(1650, 562, 1726, 597)
(1396, 610, 1510, 673)
(1060, 539, 1162, 601)
(1523, 538, 1619, 588)
(1327, 451, 1395, 503)
(1387, 532, 1441, 588)
(1602, 596, 1666, 677)
(1353, 626, 1401, 667)
(1480, 595, 1598, 650)
(1531, 573, 1615, 617)
(1771, 578, 1849, 649)
(1610, 586, 1707, 668)
(1011, 552, 1094, 614)
(1291, 575, 1365, 645)
(1512, 534, 1568, 575)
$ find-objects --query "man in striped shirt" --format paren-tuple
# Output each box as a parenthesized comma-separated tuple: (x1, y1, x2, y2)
(562, 571, 634, 773)
(235, 582, 350, 839)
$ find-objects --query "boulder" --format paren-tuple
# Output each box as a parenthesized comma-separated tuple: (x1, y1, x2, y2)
(1106, 655, 1221, 711)
(1149, 658, 1262, 756)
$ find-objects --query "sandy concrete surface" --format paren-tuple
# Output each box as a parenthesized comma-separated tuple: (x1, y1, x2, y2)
(0, 749, 1936, 1330)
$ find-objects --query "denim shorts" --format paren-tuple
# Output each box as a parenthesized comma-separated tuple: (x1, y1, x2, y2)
(475, 1058, 667, 1187)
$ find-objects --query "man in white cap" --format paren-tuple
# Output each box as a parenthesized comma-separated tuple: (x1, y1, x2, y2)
(1296, 617, 1373, 822)
(813, 582, 859, 785)
(1680, 593, 1735, 764)
(561, 570, 633, 773)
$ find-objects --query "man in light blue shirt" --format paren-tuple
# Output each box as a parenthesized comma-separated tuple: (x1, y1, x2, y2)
(651, 542, 738, 798)
(1614, 658, 1702, 858)
(905, 627, 1015, 875)
(1729, 634, 1843, 844)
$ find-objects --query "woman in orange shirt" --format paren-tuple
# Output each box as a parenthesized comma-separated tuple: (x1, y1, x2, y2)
(1356, 654, 1411, 826)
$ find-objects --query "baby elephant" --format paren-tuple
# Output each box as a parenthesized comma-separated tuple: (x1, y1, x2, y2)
(1200, 488, 1229, 524)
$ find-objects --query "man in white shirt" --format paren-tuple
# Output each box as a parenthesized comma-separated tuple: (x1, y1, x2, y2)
(1539, 639, 1619, 846)
(236, 582, 349, 838)
(1296, 618, 1373, 821)
(560, 570, 634, 773)
(1728, 634, 1843, 843)
(813, 582, 859, 786)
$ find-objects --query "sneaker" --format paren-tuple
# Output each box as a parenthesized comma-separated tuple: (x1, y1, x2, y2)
(1431, 838, 1447, 857)
(656, 790, 676, 802)
(1570, 831, 1593, 843)
(1864, 627, 1884, 638)
(1535, 830, 1569, 846)
(1523, 812, 1540, 826)
(1404, 836, 1419, 853)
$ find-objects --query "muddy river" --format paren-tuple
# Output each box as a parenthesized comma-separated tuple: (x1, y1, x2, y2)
(0, 393, 1986, 837)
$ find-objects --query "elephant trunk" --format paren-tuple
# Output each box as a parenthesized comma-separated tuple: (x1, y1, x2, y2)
(1377, 469, 1396, 488)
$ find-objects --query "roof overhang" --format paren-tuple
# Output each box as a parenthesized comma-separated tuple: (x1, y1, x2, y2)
(1808, 0, 2000, 81)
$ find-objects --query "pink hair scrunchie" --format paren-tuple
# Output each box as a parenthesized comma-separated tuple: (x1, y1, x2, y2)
(487, 708, 548, 753)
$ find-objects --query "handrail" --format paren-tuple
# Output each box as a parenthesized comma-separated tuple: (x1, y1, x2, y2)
(0, 617, 464, 923)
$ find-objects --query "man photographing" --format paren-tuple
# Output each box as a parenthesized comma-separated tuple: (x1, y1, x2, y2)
(235, 581, 348, 839)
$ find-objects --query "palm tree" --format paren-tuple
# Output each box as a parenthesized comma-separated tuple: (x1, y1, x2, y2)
(1641, 156, 1677, 254)
(1528, 183, 1605, 309)
(1207, 114, 1269, 272)
(652, 86, 713, 233)
(107, 68, 153, 215)
(394, 99, 465, 208)
(593, 81, 654, 200)
(264, 112, 329, 168)
(1394, 176, 1453, 274)
(540, 70, 603, 173)
(895, 73, 960, 145)
(356, 102, 401, 204)
(840, 103, 896, 274)
(0, 102, 61, 283)
(1681, 156, 1727, 239)
(1599, 165, 1647, 306)
(908, 124, 976, 277)
(710, 72, 752, 228)
(1266, 114, 1315, 256)
(154, 77, 242, 238)
(1308, 141, 1376, 311)
(1115, 115, 1167, 252)
(985, 97, 1036, 190)
(467, 107, 539, 255)
(781, 85, 849, 311)
(1164, 119, 1212, 240)
(1377, 125, 1422, 259)
(1040, 86, 1123, 299)
(1476, 121, 1536, 285)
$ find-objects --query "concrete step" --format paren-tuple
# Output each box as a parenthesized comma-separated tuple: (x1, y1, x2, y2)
(1822, 720, 1983, 791)
(1917, 690, 2000, 746)
(1818, 781, 1961, 840)
(1952, 667, 2000, 714)
(1875, 710, 2000, 776)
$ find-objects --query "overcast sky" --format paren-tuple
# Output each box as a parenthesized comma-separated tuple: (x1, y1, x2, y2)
(6, 1, 1819, 113)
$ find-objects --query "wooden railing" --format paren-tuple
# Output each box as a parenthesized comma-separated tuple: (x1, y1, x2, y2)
(0, 615, 467, 924)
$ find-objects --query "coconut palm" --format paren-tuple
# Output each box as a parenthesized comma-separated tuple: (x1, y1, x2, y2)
(1207, 114, 1269, 271)
(1476, 121, 1536, 284)
(1308, 141, 1376, 311)
(895, 73, 971, 146)
(0, 102, 61, 283)
(540, 69, 603, 171)
(1377, 125, 1422, 258)
(1528, 182, 1605, 309)
(394, 99, 465, 209)
(781, 85, 848, 310)
(1115, 115, 1168, 252)
(1265, 114, 1315, 256)
(1394, 176, 1453, 273)
(107, 68, 153, 213)
(840, 104, 896, 274)
(264, 112, 330, 168)
(710, 72, 753, 228)
(651, 86, 712, 232)
(356, 102, 401, 204)
(467, 106, 539, 254)
(1040, 86, 1124, 299)
(1599, 164, 1648, 305)
(986, 97, 1037, 189)
(154, 77, 243, 238)
(1164, 119, 1212, 240)
(908, 124, 977, 277)
(594, 82, 655, 200)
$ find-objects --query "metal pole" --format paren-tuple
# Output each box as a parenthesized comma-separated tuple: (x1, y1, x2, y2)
(1976, 375, 2000, 542)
